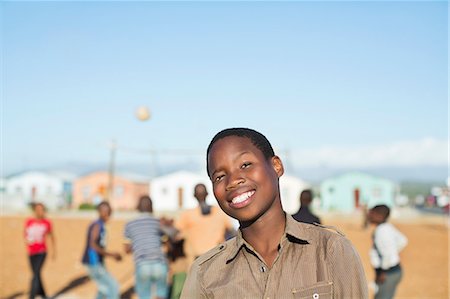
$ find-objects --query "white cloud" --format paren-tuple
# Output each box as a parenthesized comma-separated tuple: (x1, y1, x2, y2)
(289, 138, 448, 168)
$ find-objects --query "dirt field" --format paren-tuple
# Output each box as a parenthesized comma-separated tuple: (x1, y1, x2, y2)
(0, 211, 448, 299)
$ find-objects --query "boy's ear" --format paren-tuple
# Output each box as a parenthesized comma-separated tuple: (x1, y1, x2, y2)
(271, 156, 284, 177)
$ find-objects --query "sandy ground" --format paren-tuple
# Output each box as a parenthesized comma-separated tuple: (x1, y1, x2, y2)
(0, 211, 448, 299)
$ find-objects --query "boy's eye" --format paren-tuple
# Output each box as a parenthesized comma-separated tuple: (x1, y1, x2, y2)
(214, 175, 225, 182)
(241, 162, 252, 169)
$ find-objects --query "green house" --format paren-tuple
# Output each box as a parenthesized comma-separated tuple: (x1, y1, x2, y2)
(320, 172, 397, 212)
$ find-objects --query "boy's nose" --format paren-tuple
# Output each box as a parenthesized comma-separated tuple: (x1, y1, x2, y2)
(225, 174, 245, 190)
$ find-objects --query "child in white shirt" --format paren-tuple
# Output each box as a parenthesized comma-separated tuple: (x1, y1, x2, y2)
(369, 204, 408, 299)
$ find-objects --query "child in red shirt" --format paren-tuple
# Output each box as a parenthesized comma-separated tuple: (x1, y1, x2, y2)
(24, 203, 56, 299)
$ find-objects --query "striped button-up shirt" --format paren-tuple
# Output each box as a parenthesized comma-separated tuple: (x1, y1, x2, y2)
(181, 215, 368, 299)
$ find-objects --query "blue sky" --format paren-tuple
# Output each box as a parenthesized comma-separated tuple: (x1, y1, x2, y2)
(2, 1, 448, 177)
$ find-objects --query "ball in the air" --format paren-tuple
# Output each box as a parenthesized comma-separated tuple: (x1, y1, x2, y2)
(136, 106, 151, 121)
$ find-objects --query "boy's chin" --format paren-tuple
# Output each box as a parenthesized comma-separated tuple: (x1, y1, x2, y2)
(235, 212, 267, 228)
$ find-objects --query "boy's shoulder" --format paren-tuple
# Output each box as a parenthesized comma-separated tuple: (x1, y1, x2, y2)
(307, 222, 346, 238)
(286, 216, 347, 242)
(194, 237, 235, 267)
(286, 217, 357, 257)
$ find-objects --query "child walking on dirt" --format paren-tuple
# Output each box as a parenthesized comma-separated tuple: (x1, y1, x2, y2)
(368, 204, 408, 299)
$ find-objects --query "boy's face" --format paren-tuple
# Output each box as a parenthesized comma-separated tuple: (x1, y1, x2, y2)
(207, 136, 284, 222)
(194, 184, 208, 202)
(368, 210, 384, 224)
(98, 205, 112, 222)
(34, 204, 45, 219)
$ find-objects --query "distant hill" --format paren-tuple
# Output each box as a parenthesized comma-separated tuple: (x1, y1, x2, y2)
(293, 165, 447, 184)
(399, 181, 442, 198)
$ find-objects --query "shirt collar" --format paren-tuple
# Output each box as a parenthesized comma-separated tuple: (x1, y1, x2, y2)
(137, 212, 153, 218)
(226, 214, 310, 264)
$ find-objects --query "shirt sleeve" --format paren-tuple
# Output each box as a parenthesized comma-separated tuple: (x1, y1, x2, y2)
(396, 229, 408, 252)
(180, 262, 208, 299)
(328, 236, 368, 299)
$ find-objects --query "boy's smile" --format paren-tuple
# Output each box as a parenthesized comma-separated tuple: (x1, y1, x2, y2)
(207, 135, 284, 223)
(230, 190, 255, 208)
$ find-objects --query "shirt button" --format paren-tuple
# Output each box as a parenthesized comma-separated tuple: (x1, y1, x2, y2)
(313, 293, 319, 299)
(260, 265, 267, 272)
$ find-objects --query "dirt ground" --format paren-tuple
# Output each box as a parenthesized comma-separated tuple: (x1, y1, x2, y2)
(0, 211, 448, 299)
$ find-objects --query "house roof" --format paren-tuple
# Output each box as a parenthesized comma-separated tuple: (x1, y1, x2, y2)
(5, 170, 77, 181)
(321, 171, 396, 186)
(76, 170, 151, 184)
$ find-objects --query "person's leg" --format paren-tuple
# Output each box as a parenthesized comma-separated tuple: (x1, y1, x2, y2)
(29, 254, 38, 299)
(170, 272, 187, 299)
(151, 261, 169, 299)
(35, 253, 47, 297)
(87, 265, 111, 299)
(29, 253, 47, 299)
(375, 269, 402, 299)
(135, 261, 152, 299)
(99, 266, 120, 299)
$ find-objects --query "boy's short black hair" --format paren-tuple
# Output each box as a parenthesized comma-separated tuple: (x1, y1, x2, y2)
(97, 201, 111, 211)
(31, 202, 46, 211)
(206, 128, 275, 176)
(370, 204, 390, 220)
(137, 195, 153, 213)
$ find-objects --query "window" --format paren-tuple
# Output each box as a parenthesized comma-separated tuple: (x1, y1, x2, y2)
(372, 187, 382, 198)
(16, 186, 23, 194)
(114, 185, 124, 197)
(82, 186, 91, 200)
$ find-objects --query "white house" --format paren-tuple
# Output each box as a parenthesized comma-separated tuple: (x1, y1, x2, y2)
(150, 170, 212, 212)
(279, 174, 311, 214)
(4, 171, 75, 210)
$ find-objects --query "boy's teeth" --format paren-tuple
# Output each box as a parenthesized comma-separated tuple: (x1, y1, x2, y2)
(232, 190, 255, 204)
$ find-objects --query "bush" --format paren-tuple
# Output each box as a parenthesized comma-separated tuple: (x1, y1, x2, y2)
(78, 203, 96, 210)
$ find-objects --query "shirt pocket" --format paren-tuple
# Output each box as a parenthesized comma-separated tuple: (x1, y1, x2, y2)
(292, 281, 333, 299)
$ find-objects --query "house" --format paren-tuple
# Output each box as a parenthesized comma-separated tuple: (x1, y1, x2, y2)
(279, 174, 311, 214)
(72, 171, 149, 210)
(320, 172, 397, 212)
(4, 170, 75, 210)
(150, 170, 212, 212)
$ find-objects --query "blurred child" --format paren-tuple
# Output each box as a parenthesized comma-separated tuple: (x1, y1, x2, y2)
(24, 202, 56, 299)
(81, 201, 122, 299)
(368, 204, 408, 299)
(123, 195, 169, 299)
(175, 183, 234, 266)
(292, 189, 321, 224)
(181, 128, 368, 298)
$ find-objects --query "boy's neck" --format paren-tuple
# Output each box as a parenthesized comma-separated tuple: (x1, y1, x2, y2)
(240, 200, 286, 268)
(373, 220, 387, 227)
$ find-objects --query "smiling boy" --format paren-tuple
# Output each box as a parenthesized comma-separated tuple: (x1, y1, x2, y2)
(181, 128, 368, 299)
